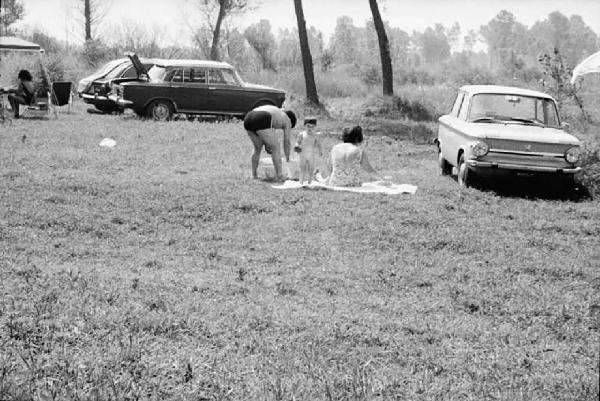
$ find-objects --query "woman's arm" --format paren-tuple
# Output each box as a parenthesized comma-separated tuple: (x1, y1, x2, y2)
(282, 123, 291, 162)
(360, 150, 382, 178)
(16, 82, 25, 96)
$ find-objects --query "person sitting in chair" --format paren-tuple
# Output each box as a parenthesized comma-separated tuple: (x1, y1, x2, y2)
(8, 69, 35, 119)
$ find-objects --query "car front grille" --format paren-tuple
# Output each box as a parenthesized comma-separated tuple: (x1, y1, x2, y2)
(479, 151, 572, 169)
(92, 83, 108, 95)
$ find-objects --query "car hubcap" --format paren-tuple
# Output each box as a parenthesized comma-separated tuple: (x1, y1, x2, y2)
(153, 104, 169, 120)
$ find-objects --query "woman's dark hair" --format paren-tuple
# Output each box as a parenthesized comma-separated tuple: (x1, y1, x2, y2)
(285, 110, 297, 128)
(342, 125, 363, 144)
(18, 69, 33, 81)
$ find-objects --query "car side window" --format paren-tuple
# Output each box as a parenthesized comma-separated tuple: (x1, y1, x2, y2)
(171, 68, 192, 82)
(458, 95, 470, 120)
(451, 93, 464, 117)
(171, 68, 183, 82)
(191, 68, 207, 83)
(543, 100, 559, 126)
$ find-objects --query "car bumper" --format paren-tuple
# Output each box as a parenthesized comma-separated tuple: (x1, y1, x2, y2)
(467, 160, 581, 174)
(107, 94, 133, 107)
(81, 93, 110, 103)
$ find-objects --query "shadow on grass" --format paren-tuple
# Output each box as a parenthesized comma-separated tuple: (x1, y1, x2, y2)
(470, 176, 591, 202)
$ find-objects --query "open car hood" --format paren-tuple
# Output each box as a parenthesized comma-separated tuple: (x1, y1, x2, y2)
(125, 52, 149, 77)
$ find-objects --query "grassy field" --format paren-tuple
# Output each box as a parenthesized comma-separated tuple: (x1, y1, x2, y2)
(1, 102, 599, 400)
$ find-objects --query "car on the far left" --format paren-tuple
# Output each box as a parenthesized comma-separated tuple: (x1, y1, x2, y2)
(77, 57, 157, 113)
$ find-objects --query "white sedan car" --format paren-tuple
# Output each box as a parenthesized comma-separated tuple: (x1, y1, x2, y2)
(436, 85, 581, 188)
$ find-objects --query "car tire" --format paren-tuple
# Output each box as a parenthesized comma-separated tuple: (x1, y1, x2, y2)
(438, 149, 453, 176)
(147, 100, 174, 121)
(457, 154, 477, 188)
(560, 175, 578, 196)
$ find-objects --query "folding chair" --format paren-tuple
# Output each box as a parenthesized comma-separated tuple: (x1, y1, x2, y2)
(49, 81, 73, 115)
(21, 82, 72, 119)
(21, 90, 50, 119)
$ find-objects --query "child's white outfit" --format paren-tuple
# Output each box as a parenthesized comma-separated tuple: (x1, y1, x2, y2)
(295, 130, 323, 184)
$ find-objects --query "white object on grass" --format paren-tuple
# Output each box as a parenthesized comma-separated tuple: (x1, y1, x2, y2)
(272, 179, 417, 195)
(99, 138, 116, 148)
(258, 157, 299, 180)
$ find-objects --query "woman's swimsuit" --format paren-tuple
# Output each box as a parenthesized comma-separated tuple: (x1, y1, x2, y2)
(244, 110, 272, 132)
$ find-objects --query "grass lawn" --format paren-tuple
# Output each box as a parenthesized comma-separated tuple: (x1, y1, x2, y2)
(1, 103, 598, 400)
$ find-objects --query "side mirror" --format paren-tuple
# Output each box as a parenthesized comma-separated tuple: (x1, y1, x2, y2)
(561, 122, 570, 130)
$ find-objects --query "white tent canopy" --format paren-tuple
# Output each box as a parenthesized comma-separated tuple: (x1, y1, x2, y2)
(0, 36, 42, 52)
(571, 51, 600, 84)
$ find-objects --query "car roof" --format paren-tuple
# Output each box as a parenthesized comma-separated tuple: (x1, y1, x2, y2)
(459, 85, 554, 99)
(153, 59, 234, 69)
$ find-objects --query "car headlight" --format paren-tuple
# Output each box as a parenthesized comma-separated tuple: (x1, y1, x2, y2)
(472, 141, 489, 157)
(565, 147, 580, 163)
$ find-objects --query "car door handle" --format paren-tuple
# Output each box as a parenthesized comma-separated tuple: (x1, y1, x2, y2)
(208, 87, 216, 90)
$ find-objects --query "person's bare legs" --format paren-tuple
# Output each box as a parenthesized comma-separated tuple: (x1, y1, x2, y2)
(247, 131, 263, 179)
(299, 158, 309, 184)
(257, 128, 284, 181)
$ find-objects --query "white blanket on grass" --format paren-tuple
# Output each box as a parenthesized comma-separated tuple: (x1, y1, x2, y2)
(272, 180, 418, 195)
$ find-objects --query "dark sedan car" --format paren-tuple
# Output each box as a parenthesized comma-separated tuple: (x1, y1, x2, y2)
(77, 57, 157, 113)
(109, 54, 286, 120)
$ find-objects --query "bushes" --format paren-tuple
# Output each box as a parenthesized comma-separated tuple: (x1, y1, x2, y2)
(82, 39, 109, 68)
(244, 65, 370, 99)
(0, 52, 88, 92)
(577, 142, 600, 199)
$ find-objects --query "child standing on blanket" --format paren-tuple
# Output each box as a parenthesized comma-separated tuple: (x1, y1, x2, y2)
(294, 117, 323, 185)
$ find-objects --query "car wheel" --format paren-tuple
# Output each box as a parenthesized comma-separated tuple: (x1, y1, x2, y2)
(438, 149, 453, 176)
(147, 100, 173, 121)
(457, 154, 476, 188)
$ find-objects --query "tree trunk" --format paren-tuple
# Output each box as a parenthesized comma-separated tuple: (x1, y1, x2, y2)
(84, 0, 92, 40)
(210, 1, 227, 61)
(294, 0, 319, 106)
(369, 0, 393, 96)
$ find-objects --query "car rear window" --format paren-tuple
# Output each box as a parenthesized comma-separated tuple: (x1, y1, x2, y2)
(208, 69, 238, 85)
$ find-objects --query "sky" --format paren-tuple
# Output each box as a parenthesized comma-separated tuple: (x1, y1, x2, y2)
(12, 0, 600, 48)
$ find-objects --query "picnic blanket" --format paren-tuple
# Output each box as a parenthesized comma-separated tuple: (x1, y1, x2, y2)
(272, 179, 417, 195)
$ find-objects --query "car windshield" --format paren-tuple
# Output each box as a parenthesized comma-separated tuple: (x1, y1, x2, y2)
(104, 63, 132, 79)
(468, 93, 560, 127)
(93, 59, 127, 78)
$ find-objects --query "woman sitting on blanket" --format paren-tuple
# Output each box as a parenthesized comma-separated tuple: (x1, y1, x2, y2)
(325, 125, 382, 187)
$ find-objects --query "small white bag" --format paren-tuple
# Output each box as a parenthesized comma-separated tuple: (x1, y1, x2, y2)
(258, 157, 299, 180)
